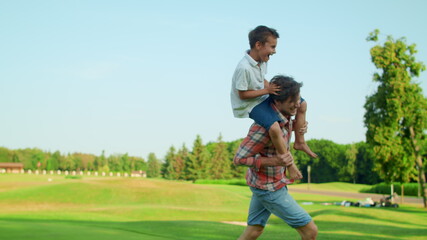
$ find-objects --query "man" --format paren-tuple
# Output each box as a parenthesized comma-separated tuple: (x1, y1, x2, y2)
(234, 75, 318, 240)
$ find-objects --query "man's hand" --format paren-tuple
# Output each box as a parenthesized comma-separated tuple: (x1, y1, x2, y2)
(298, 121, 309, 134)
(275, 152, 294, 166)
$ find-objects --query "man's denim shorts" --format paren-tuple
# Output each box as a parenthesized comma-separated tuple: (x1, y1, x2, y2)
(249, 97, 305, 131)
(248, 186, 312, 228)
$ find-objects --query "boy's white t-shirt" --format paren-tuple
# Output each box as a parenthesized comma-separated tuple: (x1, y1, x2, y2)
(230, 52, 268, 118)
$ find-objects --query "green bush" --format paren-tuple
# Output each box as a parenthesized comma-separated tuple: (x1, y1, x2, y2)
(194, 179, 247, 186)
(65, 175, 82, 180)
(360, 182, 422, 196)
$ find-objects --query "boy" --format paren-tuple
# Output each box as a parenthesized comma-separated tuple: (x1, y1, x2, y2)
(230, 25, 317, 180)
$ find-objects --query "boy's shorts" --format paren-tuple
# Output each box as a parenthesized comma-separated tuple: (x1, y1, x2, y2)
(249, 97, 305, 131)
(248, 186, 312, 228)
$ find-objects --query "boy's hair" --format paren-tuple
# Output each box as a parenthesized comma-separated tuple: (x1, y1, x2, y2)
(269, 75, 302, 103)
(249, 25, 279, 49)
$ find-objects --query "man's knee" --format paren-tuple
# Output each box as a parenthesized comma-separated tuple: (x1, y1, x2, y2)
(297, 221, 318, 240)
(243, 225, 264, 240)
(308, 223, 318, 239)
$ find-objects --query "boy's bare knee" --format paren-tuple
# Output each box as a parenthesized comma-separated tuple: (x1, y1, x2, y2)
(298, 100, 307, 113)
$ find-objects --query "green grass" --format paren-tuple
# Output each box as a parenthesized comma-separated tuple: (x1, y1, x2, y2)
(0, 174, 426, 240)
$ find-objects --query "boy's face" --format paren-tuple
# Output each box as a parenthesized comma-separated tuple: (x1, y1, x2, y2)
(255, 36, 277, 62)
(274, 93, 301, 117)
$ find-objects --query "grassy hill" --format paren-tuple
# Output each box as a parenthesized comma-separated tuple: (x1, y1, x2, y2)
(0, 174, 426, 239)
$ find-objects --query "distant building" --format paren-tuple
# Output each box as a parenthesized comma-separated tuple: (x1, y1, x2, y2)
(0, 163, 24, 173)
(131, 170, 147, 178)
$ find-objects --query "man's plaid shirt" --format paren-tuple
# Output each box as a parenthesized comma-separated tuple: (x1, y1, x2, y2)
(233, 103, 294, 191)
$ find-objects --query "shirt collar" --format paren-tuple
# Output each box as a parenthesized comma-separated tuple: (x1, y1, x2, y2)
(245, 50, 259, 67)
(271, 101, 291, 127)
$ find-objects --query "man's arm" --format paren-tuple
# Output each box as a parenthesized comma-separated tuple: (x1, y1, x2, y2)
(233, 124, 294, 169)
(294, 120, 308, 134)
(259, 153, 294, 167)
(234, 153, 294, 169)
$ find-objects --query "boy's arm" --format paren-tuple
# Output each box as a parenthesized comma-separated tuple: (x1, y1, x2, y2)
(238, 89, 269, 100)
(238, 80, 280, 100)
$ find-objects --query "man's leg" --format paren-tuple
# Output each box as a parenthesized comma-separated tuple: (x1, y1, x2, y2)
(293, 100, 318, 158)
(261, 187, 316, 239)
(237, 187, 271, 240)
(296, 220, 318, 240)
(237, 225, 264, 240)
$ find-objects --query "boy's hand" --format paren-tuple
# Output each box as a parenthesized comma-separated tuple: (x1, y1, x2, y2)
(266, 83, 281, 95)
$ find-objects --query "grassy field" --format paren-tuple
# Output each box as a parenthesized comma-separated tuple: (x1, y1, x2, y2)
(0, 174, 426, 240)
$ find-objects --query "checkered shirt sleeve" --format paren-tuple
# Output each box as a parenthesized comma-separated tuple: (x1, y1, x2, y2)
(233, 123, 269, 171)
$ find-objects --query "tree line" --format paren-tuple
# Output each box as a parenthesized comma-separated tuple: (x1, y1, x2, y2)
(2, 135, 409, 185)
(0, 147, 146, 173)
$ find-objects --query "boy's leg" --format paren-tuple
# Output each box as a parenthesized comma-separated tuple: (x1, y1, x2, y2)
(269, 122, 287, 155)
(293, 100, 318, 158)
(269, 123, 302, 180)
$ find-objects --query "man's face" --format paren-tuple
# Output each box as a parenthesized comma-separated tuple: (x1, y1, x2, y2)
(275, 93, 301, 117)
(256, 36, 277, 62)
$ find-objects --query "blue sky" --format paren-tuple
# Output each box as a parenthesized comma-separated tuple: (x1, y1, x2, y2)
(1, 0, 426, 159)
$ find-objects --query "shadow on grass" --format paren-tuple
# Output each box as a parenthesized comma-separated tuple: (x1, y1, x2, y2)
(267, 209, 427, 240)
(0, 218, 241, 240)
(1, 217, 426, 240)
(308, 207, 427, 228)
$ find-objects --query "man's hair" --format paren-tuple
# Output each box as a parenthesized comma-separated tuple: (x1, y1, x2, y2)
(269, 75, 303, 103)
(248, 25, 279, 49)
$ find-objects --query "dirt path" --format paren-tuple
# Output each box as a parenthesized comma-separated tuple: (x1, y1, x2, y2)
(287, 187, 424, 205)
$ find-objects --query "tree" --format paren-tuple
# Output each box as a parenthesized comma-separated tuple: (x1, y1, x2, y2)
(107, 155, 121, 172)
(185, 135, 211, 182)
(354, 142, 381, 185)
(95, 150, 108, 172)
(344, 144, 358, 184)
(146, 152, 161, 178)
(162, 146, 177, 179)
(209, 134, 232, 179)
(121, 154, 130, 172)
(175, 144, 189, 180)
(129, 156, 146, 172)
(365, 29, 427, 207)
(46, 151, 61, 171)
(0, 147, 10, 162)
(30, 149, 46, 170)
(60, 153, 74, 171)
(227, 139, 246, 178)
